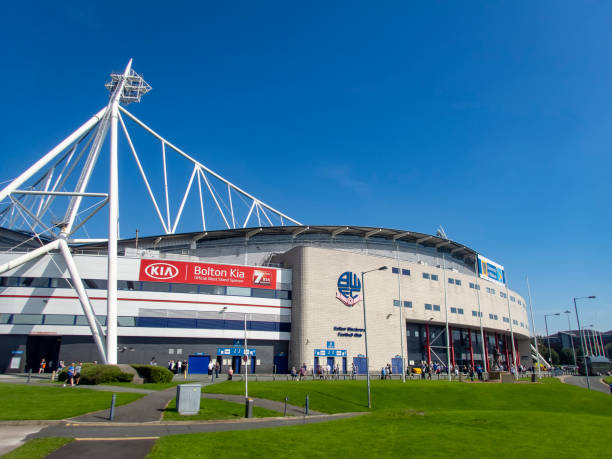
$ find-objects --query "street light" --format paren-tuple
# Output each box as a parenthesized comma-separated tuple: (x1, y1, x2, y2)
(544, 313, 560, 366)
(573, 295, 596, 391)
(563, 310, 577, 370)
(361, 265, 388, 409)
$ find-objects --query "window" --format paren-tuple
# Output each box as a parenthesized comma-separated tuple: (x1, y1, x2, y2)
(489, 313, 494, 319)
(49, 278, 70, 289)
(500, 292, 507, 299)
(172, 283, 200, 294)
(455, 279, 461, 286)
(403, 301, 412, 308)
(513, 319, 518, 325)
(431, 274, 439, 281)
(199, 284, 226, 295)
(448, 278, 455, 284)
(75, 315, 106, 326)
(510, 296, 516, 302)
(392, 267, 399, 274)
(118, 316, 136, 327)
(43, 314, 75, 325)
(425, 303, 433, 310)
(520, 322, 524, 328)
(469, 282, 474, 289)
(503, 317, 510, 323)
(433, 304, 440, 311)
(414, 331, 419, 337)
(458, 308, 464, 315)
(494, 314, 498, 320)
(450, 307, 457, 313)
(469, 283, 480, 290)
(252, 288, 276, 298)
(393, 300, 401, 307)
(84, 279, 107, 289)
(0, 314, 13, 324)
(227, 286, 251, 296)
(517, 300, 522, 305)
(141, 281, 170, 293)
(486, 287, 496, 295)
(422, 273, 430, 279)
(402, 269, 410, 276)
(13, 314, 44, 325)
(472, 311, 482, 317)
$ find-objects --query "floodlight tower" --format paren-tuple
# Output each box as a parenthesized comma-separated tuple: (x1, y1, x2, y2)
(104, 61, 151, 364)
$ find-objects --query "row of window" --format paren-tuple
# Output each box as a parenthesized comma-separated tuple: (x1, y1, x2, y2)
(392, 300, 413, 308)
(450, 307, 464, 314)
(472, 311, 483, 318)
(0, 277, 291, 300)
(447, 278, 462, 285)
(422, 273, 439, 281)
(425, 303, 441, 311)
(0, 313, 291, 332)
(391, 267, 411, 276)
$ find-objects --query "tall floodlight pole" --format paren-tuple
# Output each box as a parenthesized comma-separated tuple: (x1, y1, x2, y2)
(442, 254, 451, 381)
(544, 313, 560, 366)
(106, 60, 133, 364)
(361, 266, 388, 409)
(244, 313, 249, 399)
(563, 310, 577, 369)
(472, 258, 487, 375)
(573, 295, 596, 391)
(526, 277, 541, 378)
(395, 243, 406, 383)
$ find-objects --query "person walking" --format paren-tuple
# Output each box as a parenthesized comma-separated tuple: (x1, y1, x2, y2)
(38, 359, 46, 374)
(64, 363, 75, 387)
(214, 361, 220, 378)
(74, 362, 82, 385)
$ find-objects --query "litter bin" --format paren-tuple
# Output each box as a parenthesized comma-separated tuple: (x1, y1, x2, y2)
(176, 383, 201, 415)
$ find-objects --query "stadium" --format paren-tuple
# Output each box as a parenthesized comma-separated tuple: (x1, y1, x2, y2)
(0, 62, 533, 376)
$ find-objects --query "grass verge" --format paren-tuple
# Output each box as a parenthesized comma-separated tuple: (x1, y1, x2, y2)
(2, 438, 73, 459)
(100, 381, 191, 391)
(163, 397, 283, 420)
(0, 383, 144, 420)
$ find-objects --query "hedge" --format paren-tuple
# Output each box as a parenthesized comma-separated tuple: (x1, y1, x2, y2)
(57, 363, 133, 385)
(131, 364, 174, 383)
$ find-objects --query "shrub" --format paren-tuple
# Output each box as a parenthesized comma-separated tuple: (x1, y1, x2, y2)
(57, 363, 133, 385)
(131, 364, 174, 383)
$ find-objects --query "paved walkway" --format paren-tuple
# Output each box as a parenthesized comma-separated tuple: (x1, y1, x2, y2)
(561, 375, 611, 394)
(202, 393, 324, 416)
(69, 387, 176, 422)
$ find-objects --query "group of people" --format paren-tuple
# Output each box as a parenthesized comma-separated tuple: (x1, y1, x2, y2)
(59, 361, 82, 387)
(167, 359, 188, 375)
(289, 364, 309, 381)
(380, 363, 394, 379)
(207, 360, 221, 378)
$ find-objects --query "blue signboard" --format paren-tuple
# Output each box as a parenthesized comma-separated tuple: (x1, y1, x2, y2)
(314, 349, 347, 357)
(217, 347, 256, 356)
(233, 339, 244, 346)
(326, 341, 335, 349)
(477, 255, 506, 286)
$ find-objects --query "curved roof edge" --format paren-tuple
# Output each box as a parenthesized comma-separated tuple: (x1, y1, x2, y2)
(103, 225, 478, 261)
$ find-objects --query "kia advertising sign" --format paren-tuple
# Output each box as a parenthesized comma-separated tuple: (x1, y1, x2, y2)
(139, 259, 277, 289)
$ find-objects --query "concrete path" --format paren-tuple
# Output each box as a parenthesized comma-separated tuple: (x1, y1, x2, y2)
(46, 438, 157, 459)
(562, 375, 610, 394)
(69, 387, 176, 423)
(202, 392, 324, 416)
(32, 412, 364, 439)
(0, 425, 44, 456)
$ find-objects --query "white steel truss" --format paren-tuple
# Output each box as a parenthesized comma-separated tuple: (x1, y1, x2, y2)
(0, 60, 301, 364)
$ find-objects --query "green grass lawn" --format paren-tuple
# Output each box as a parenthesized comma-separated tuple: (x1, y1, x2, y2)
(603, 375, 612, 384)
(1, 438, 73, 459)
(163, 397, 282, 421)
(0, 383, 144, 420)
(146, 379, 612, 458)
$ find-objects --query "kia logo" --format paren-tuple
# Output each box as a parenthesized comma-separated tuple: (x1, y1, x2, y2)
(144, 263, 179, 280)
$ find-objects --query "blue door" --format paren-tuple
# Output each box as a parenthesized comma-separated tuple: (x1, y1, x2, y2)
(274, 355, 288, 374)
(327, 357, 335, 372)
(342, 357, 347, 374)
(353, 357, 367, 374)
(250, 357, 256, 373)
(232, 356, 241, 373)
(392, 357, 403, 375)
(188, 355, 210, 374)
(313, 356, 319, 373)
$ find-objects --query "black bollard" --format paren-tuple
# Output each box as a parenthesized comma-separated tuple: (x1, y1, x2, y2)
(284, 397, 288, 416)
(305, 394, 309, 416)
(245, 398, 253, 418)
(109, 393, 116, 421)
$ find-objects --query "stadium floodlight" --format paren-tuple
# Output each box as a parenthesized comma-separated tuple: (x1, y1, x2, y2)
(0, 60, 301, 365)
(562, 310, 578, 369)
(544, 313, 561, 366)
(361, 266, 387, 409)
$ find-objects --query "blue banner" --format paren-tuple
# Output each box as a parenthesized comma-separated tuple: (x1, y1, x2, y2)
(314, 349, 347, 357)
(477, 255, 506, 285)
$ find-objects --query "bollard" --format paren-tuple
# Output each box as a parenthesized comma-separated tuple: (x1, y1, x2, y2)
(531, 373, 536, 383)
(109, 393, 117, 421)
(27, 369, 31, 383)
(284, 397, 288, 416)
(245, 398, 253, 418)
(51, 370, 56, 382)
(305, 394, 309, 416)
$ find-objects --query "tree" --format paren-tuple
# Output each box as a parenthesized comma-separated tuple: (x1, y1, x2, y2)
(606, 342, 612, 357)
(559, 348, 574, 365)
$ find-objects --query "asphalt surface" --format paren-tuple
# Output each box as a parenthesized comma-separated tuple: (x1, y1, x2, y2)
(202, 393, 324, 416)
(562, 375, 611, 394)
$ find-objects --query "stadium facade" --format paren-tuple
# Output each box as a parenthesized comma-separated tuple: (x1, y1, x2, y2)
(0, 225, 532, 375)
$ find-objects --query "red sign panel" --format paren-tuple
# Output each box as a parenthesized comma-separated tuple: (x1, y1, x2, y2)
(138, 259, 277, 289)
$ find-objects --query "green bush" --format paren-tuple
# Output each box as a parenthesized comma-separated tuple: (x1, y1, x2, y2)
(131, 364, 174, 383)
(57, 363, 133, 385)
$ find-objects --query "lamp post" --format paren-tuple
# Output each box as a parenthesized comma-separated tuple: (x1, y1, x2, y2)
(361, 265, 388, 409)
(573, 295, 596, 391)
(563, 310, 577, 370)
(544, 313, 560, 367)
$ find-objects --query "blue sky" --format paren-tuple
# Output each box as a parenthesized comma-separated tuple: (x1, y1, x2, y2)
(1, 2, 611, 334)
